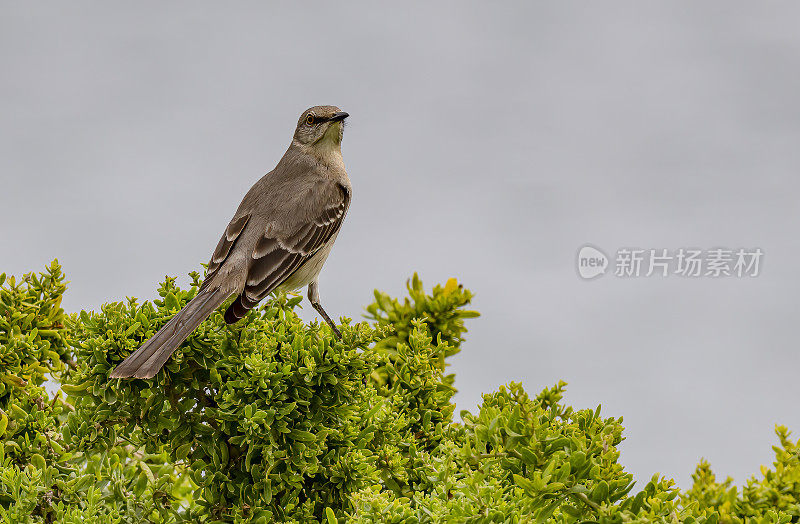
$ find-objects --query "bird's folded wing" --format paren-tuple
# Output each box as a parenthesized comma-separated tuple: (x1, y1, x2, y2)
(240, 184, 349, 307)
(200, 213, 250, 290)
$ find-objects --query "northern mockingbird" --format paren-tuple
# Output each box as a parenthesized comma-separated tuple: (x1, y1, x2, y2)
(110, 106, 351, 379)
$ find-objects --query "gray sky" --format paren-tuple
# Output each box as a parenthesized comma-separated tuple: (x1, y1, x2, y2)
(2, 2, 799, 489)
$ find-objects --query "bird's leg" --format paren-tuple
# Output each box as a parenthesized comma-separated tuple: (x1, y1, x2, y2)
(308, 281, 342, 339)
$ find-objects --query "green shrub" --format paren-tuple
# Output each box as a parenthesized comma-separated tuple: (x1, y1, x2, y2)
(0, 262, 798, 522)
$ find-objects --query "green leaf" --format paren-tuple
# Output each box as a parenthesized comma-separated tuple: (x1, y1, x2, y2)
(289, 429, 315, 442)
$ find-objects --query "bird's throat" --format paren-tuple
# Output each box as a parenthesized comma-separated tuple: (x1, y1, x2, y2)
(312, 122, 343, 158)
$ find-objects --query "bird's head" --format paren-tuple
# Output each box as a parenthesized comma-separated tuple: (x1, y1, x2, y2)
(293, 105, 349, 148)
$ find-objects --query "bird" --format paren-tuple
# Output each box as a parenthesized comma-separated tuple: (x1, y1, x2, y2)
(110, 105, 351, 379)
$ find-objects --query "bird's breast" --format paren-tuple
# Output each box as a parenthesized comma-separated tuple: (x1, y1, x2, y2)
(276, 235, 339, 292)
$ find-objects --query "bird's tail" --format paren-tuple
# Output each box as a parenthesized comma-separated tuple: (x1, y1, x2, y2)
(109, 286, 232, 379)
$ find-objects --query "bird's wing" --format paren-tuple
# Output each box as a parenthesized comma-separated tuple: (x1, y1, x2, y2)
(200, 213, 250, 290)
(238, 183, 349, 308)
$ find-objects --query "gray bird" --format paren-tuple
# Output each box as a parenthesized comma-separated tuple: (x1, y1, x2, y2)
(110, 106, 351, 379)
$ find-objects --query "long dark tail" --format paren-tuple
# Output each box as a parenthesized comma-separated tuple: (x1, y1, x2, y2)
(109, 286, 231, 379)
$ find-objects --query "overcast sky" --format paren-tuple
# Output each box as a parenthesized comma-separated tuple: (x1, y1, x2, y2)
(2, 2, 799, 489)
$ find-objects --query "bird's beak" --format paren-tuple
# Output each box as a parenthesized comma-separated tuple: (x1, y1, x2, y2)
(330, 111, 349, 122)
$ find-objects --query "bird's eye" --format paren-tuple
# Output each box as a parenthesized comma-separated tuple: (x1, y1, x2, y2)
(306, 114, 315, 125)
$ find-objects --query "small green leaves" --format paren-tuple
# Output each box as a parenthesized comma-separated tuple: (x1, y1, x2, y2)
(30, 453, 46, 471)
(164, 291, 179, 311)
(0, 262, 797, 522)
(176, 441, 193, 461)
(289, 429, 316, 442)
